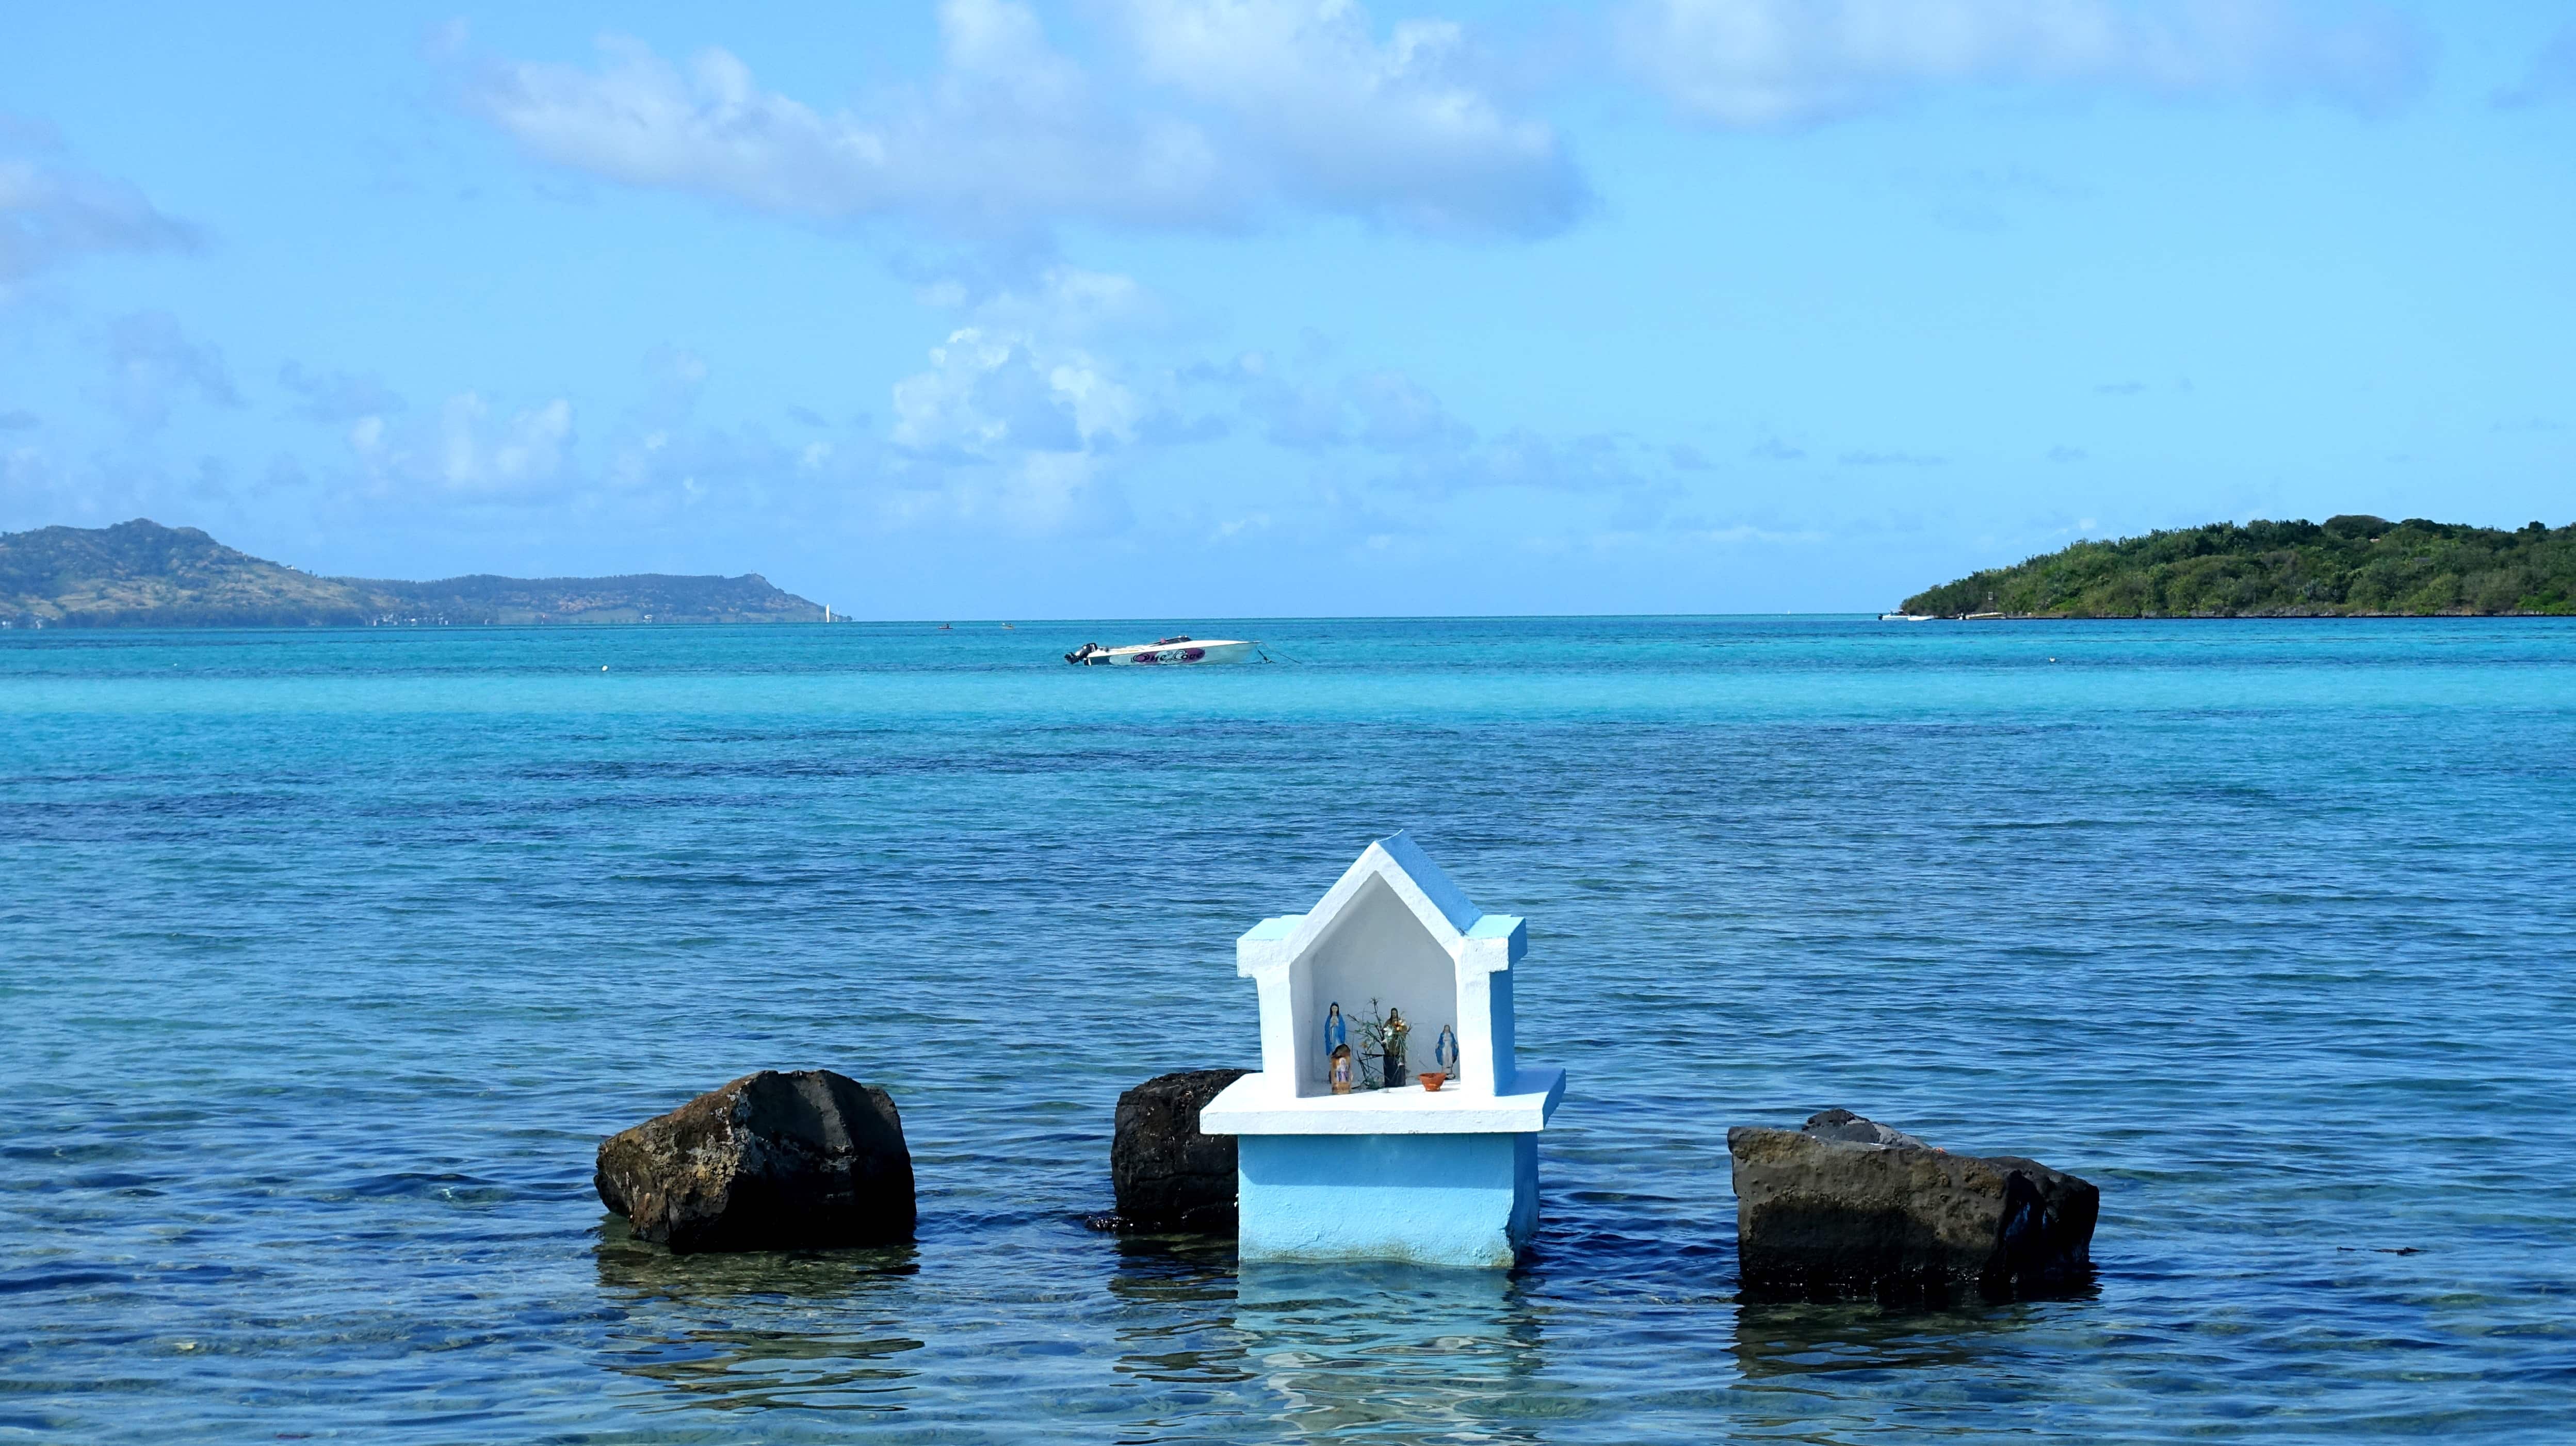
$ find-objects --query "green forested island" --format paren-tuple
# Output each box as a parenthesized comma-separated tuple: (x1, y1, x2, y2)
(1903, 516, 2576, 619)
(1, 519, 825, 628)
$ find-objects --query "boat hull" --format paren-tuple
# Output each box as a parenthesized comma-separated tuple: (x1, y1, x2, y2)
(1083, 640, 1257, 665)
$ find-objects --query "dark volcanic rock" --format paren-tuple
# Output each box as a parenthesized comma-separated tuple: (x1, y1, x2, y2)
(1109, 1068, 1250, 1232)
(595, 1069, 915, 1253)
(1729, 1109, 2097, 1303)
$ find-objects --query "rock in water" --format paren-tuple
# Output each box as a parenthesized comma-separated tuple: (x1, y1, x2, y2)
(1728, 1108, 2097, 1303)
(1110, 1068, 1251, 1232)
(595, 1069, 915, 1253)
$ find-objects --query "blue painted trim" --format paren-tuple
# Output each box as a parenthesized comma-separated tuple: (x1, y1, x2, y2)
(1237, 1132, 1539, 1268)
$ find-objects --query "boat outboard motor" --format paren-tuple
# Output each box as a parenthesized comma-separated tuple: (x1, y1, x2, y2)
(1064, 642, 1101, 665)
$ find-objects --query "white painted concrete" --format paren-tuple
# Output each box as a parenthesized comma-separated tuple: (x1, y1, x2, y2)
(1201, 1066, 1565, 1135)
(1230, 832, 1530, 1106)
(1202, 832, 1563, 1266)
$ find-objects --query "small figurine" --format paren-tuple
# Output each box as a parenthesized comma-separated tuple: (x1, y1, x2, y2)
(1434, 1023, 1460, 1080)
(1330, 1044, 1354, 1094)
(1323, 1001, 1347, 1061)
(1382, 1006, 1409, 1085)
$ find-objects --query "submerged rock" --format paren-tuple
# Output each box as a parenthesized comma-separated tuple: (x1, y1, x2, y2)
(1728, 1109, 2097, 1303)
(1108, 1068, 1251, 1232)
(595, 1069, 915, 1253)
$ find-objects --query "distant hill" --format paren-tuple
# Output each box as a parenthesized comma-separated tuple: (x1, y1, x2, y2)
(1903, 516, 2576, 619)
(0, 519, 825, 628)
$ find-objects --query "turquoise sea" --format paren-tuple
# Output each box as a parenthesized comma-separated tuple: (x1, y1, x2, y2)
(5, 617, 2573, 1443)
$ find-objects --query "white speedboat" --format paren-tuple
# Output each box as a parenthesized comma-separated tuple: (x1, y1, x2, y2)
(1065, 636, 1260, 666)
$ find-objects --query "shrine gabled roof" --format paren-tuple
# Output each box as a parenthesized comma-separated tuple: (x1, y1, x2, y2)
(1273, 831, 1481, 961)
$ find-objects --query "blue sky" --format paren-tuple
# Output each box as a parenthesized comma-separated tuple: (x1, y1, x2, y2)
(3, 1, 2570, 616)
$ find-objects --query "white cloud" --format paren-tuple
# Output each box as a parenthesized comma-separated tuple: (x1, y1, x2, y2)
(898, 329, 1081, 454)
(2494, 25, 2576, 109)
(894, 268, 1149, 451)
(1226, 355, 1350, 448)
(1345, 369, 1471, 451)
(262, 346, 879, 534)
(467, 0, 1578, 238)
(278, 362, 405, 424)
(1618, 0, 2432, 127)
(879, 265, 1158, 533)
(426, 393, 574, 497)
(1380, 427, 1644, 497)
(102, 311, 240, 431)
(1116, 0, 1585, 235)
(0, 116, 201, 285)
(472, 3, 1230, 234)
(1213, 360, 1473, 451)
(959, 263, 1158, 338)
(1181, 348, 1669, 502)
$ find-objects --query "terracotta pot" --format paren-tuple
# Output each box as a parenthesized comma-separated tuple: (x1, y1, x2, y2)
(1419, 1072, 1446, 1092)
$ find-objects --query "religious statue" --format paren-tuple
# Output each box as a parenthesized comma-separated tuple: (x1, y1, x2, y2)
(1382, 1006, 1409, 1086)
(1434, 1023, 1460, 1081)
(1330, 1044, 1355, 1094)
(1322, 1001, 1347, 1064)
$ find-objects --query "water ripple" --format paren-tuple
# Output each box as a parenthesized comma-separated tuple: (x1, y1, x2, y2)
(3, 617, 2573, 1442)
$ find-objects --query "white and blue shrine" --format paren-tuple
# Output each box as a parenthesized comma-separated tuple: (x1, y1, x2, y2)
(1201, 832, 1566, 1268)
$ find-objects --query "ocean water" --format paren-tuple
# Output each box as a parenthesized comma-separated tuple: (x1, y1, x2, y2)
(4, 616, 2573, 1444)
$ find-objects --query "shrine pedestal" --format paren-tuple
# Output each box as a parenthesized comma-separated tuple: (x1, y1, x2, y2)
(1237, 1132, 1535, 1268)
(1197, 832, 1566, 1269)
(1204, 1060, 1566, 1267)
